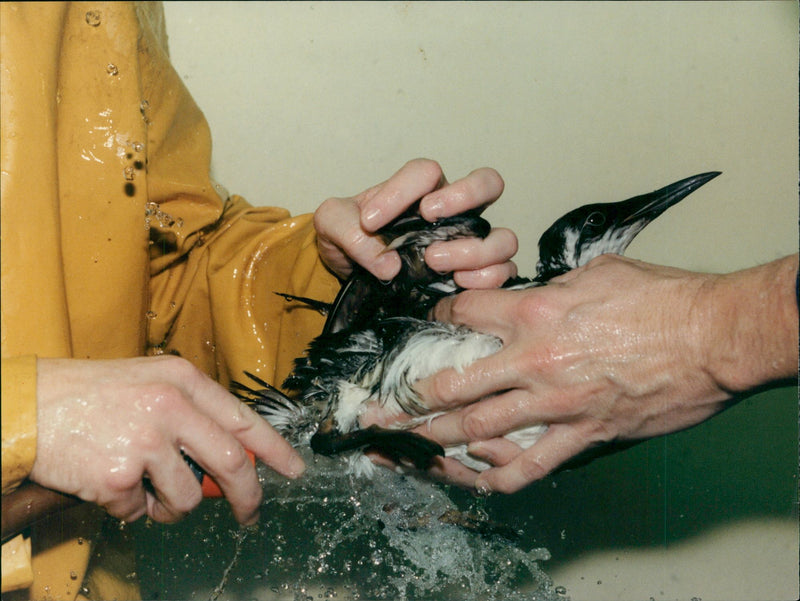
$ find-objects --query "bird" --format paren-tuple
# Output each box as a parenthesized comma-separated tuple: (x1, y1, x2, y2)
(233, 171, 721, 476)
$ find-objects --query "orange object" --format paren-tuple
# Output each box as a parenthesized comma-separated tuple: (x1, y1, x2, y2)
(201, 450, 256, 498)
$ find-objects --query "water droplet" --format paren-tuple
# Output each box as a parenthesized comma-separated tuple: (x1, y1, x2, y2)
(132, 141, 144, 153)
(106, 63, 118, 76)
(85, 11, 101, 26)
(145, 311, 157, 320)
(69, 570, 78, 580)
(139, 101, 151, 124)
(555, 585, 567, 596)
(124, 166, 135, 181)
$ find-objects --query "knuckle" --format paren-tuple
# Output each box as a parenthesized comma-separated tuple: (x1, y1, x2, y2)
(461, 408, 493, 441)
(139, 382, 189, 417)
(153, 355, 205, 386)
(585, 254, 613, 269)
(218, 444, 251, 475)
(135, 424, 166, 453)
(148, 501, 184, 525)
(514, 292, 551, 324)
(107, 501, 145, 524)
(313, 197, 342, 232)
(340, 223, 369, 251)
(509, 347, 542, 377)
(427, 371, 460, 406)
(446, 289, 481, 323)
(516, 451, 551, 483)
(408, 158, 443, 186)
(104, 464, 144, 496)
(230, 399, 258, 434)
(173, 485, 202, 514)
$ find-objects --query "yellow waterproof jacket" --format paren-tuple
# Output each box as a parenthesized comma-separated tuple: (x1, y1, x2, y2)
(1, 2, 339, 598)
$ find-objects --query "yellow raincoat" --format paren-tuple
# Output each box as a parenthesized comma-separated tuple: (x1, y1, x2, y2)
(1, 2, 339, 598)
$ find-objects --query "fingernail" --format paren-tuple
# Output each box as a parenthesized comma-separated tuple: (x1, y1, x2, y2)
(288, 454, 306, 478)
(475, 479, 493, 497)
(467, 441, 485, 454)
(421, 196, 445, 219)
(425, 246, 450, 268)
(242, 510, 261, 526)
(362, 206, 382, 230)
(375, 253, 401, 280)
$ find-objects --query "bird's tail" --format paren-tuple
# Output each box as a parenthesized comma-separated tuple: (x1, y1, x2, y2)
(231, 372, 318, 446)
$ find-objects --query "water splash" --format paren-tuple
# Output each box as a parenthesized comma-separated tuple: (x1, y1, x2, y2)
(133, 449, 565, 600)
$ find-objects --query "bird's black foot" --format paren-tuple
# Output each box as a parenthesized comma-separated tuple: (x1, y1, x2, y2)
(310, 425, 444, 470)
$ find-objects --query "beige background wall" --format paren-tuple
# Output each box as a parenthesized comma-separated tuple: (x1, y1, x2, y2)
(164, 1, 796, 280)
(161, 3, 798, 600)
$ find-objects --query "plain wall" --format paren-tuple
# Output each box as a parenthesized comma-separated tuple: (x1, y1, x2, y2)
(161, 3, 798, 600)
(163, 1, 797, 279)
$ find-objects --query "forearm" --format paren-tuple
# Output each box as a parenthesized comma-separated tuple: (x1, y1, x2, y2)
(698, 254, 799, 393)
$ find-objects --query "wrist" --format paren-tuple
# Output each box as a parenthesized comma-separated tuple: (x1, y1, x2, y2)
(696, 255, 798, 393)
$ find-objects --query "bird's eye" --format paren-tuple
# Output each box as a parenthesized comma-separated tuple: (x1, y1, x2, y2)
(585, 212, 605, 227)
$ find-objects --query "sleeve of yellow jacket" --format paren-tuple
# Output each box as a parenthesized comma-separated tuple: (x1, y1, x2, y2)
(1, 358, 37, 590)
(1, 356, 37, 496)
(147, 194, 340, 387)
(2, 1, 340, 597)
(132, 0, 340, 386)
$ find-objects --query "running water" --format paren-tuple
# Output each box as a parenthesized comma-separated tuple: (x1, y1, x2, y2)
(133, 448, 566, 601)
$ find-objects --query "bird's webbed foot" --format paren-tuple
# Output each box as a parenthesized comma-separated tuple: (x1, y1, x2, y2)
(310, 424, 444, 470)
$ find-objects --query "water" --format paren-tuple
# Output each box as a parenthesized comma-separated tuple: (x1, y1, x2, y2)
(133, 449, 564, 600)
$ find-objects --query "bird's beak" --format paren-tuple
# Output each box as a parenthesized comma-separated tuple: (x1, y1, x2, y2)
(621, 171, 721, 224)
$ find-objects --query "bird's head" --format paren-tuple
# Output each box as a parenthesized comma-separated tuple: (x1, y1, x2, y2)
(535, 171, 721, 281)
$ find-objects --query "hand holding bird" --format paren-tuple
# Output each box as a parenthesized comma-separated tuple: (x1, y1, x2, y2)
(239, 171, 745, 490)
(313, 158, 518, 287)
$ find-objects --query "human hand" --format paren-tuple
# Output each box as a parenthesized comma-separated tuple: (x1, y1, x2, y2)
(31, 356, 305, 525)
(416, 254, 799, 493)
(313, 158, 518, 288)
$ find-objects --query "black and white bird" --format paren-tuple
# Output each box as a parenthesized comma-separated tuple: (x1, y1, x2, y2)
(234, 172, 721, 476)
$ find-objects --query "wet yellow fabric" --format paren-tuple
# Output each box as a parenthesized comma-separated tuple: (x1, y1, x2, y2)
(1, 356, 37, 497)
(1, 535, 32, 593)
(1, 2, 339, 598)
